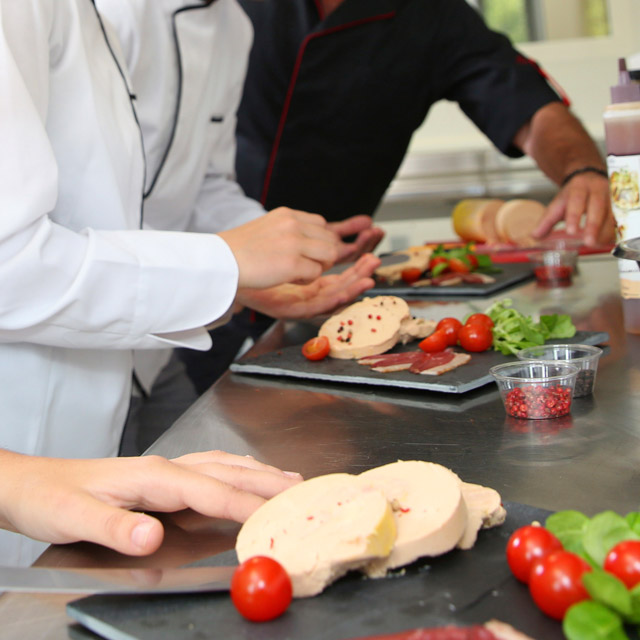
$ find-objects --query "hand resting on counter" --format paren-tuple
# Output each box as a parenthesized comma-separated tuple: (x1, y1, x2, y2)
(0, 449, 302, 557)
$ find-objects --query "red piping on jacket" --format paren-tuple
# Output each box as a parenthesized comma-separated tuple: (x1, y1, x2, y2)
(260, 11, 396, 206)
(516, 54, 571, 107)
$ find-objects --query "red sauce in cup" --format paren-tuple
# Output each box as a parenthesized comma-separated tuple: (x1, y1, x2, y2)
(534, 265, 573, 288)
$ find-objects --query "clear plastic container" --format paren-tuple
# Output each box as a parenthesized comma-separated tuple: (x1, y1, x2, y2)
(528, 250, 578, 288)
(516, 344, 602, 397)
(490, 361, 579, 419)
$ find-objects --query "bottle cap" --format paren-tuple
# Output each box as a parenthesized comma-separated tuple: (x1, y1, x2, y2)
(611, 58, 640, 103)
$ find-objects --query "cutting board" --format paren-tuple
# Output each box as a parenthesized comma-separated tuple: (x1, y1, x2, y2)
(66, 502, 563, 640)
(374, 261, 534, 297)
(229, 331, 609, 394)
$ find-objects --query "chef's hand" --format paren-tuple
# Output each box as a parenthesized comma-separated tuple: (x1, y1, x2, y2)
(328, 215, 385, 263)
(219, 207, 340, 288)
(532, 171, 614, 247)
(0, 449, 301, 556)
(237, 253, 380, 319)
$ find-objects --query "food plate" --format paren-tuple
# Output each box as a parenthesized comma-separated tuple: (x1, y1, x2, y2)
(229, 331, 609, 394)
(374, 261, 535, 297)
(66, 502, 564, 640)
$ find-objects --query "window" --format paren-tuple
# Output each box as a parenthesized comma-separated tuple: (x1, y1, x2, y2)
(469, 0, 610, 43)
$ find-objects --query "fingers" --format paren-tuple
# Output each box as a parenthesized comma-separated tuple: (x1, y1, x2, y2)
(55, 493, 166, 556)
(173, 450, 301, 480)
(582, 188, 611, 247)
(179, 462, 302, 502)
(336, 228, 385, 263)
(534, 175, 611, 246)
(271, 207, 326, 228)
(328, 215, 375, 237)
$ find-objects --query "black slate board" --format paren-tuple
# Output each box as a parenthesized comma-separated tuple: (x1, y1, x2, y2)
(229, 331, 609, 394)
(374, 261, 535, 297)
(66, 502, 563, 640)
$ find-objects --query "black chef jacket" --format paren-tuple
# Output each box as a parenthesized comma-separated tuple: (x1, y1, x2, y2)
(235, 0, 563, 222)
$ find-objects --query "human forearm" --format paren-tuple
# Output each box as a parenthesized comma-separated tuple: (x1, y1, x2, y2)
(513, 102, 605, 181)
(513, 102, 612, 245)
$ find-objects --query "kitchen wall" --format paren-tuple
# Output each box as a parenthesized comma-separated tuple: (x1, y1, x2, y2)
(374, 0, 640, 252)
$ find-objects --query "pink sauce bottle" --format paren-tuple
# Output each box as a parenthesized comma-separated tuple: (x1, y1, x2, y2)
(604, 58, 640, 333)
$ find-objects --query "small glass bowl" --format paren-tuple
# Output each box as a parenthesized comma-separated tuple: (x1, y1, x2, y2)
(528, 250, 578, 288)
(490, 361, 579, 420)
(516, 344, 602, 398)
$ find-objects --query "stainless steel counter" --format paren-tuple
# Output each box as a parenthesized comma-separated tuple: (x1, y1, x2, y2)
(149, 254, 640, 516)
(2, 254, 639, 639)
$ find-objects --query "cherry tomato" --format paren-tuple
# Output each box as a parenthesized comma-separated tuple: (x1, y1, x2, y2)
(301, 336, 330, 361)
(428, 256, 449, 272)
(457, 323, 493, 352)
(436, 317, 462, 346)
(418, 329, 449, 353)
(604, 540, 640, 589)
(465, 313, 494, 329)
(231, 556, 293, 622)
(448, 257, 471, 273)
(506, 525, 563, 583)
(466, 253, 479, 269)
(401, 267, 424, 284)
(529, 550, 591, 620)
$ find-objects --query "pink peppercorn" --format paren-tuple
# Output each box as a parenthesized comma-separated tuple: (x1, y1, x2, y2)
(504, 384, 572, 419)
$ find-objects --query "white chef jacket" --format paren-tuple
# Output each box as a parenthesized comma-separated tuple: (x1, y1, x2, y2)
(96, 0, 266, 391)
(0, 0, 239, 565)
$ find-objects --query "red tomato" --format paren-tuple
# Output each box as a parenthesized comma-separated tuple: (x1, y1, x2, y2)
(506, 525, 563, 583)
(436, 317, 462, 346)
(301, 336, 330, 361)
(529, 551, 591, 620)
(466, 253, 479, 269)
(604, 540, 640, 589)
(457, 323, 493, 352)
(448, 257, 471, 274)
(401, 267, 424, 284)
(465, 313, 494, 329)
(231, 556, 293, 622)
(428, 256, 449, 272)
(418, 329, 449, 353)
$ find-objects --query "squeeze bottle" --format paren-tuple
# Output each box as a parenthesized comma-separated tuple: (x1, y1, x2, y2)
(604, 58, 640, 333)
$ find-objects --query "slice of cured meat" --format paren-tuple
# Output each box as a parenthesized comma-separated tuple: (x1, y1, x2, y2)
(358, 349, 470, 376)
(410, 351, 471, 376)
(235, 473, 397, 597)
(358, 351, 426, 372)
(411, 273, 495, 288)
(339, 620, 533, 640)
(343, 627, 498, 639)
(359, 461, 468, 577)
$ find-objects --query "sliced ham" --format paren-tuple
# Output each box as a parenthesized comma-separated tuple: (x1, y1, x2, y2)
(342, 621, 533, 640)
(360, 461, 468, 577)
(235, 473, 397, 597)
(412, 273, 495, 288)
(411, 351, 471, 376)
(344, 627, 498, 640)
(358, 351, 427, 372)
(358, 349, 470, 376)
